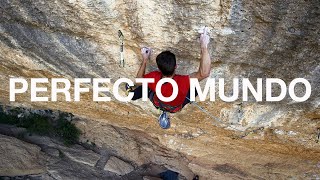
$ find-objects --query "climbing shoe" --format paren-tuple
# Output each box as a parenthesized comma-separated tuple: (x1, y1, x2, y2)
(125, 83, 134, 96)
(158, 111, 170, 129)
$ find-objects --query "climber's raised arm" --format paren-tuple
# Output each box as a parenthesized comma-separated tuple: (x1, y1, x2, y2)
(136, 47, 151, 79)
(189, 27, 211, 82)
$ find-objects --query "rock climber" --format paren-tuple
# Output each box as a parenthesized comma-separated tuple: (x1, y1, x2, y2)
(127, 27, 211, 129)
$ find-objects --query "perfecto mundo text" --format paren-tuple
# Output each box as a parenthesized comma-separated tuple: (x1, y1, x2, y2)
(9, 78, 311, 102)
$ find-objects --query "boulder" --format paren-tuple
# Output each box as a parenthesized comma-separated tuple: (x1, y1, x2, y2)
(59, 146, 100, 167)
(104, 156, 134, 175)
(0, 134, 46, 176)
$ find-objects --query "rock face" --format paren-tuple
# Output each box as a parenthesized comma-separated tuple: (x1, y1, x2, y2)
(104, 156, 134, 175)
(0, 134, 46, 176)
(59, 145, 101, 167)
(0, 125, 123, 179)
(0, 0, 320, 179)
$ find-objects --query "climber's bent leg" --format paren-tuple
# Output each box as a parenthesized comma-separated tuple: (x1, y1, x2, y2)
(131, 85, 143, 100)
(131, 86, 153, 101)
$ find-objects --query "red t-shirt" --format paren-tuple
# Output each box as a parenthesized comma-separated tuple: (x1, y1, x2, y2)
(143, 71, 190, 107)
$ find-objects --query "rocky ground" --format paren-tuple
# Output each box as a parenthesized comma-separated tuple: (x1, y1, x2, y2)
(1, 106, 320, 179)
(0, 124, 171, 180)
(0, 107, 181, 180)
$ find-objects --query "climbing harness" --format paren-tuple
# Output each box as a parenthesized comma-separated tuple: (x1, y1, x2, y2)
(153, 95, 183, 113)
(118, 30, 125, 67)
(186, 97, 244, 132)
(148, 86, 183, 113)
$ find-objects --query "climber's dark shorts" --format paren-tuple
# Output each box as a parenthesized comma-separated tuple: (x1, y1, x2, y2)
(131, 86, 198, 109)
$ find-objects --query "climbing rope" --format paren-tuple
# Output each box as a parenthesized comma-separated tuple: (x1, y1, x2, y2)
(186, 97, 244, 132)
(316, 128, 320, 143)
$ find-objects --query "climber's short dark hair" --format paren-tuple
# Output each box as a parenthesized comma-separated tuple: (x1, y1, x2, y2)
(156, 51, 176, 76)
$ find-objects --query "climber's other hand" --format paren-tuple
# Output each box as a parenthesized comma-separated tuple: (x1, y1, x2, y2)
(141, 47, 151, 62)
(199, 27, 210, 49)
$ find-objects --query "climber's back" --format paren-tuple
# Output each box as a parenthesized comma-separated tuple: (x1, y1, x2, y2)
(143, 51, 190, 112)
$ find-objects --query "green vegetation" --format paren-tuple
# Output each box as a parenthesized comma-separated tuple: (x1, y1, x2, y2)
(19, 114, 55, 135)
(56, 115, 81, 145)
(0, 112, 19, 125)
(0, 107, 81, 146)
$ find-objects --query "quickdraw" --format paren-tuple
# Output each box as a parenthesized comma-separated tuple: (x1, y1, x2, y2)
(118, 30, 125, 67)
